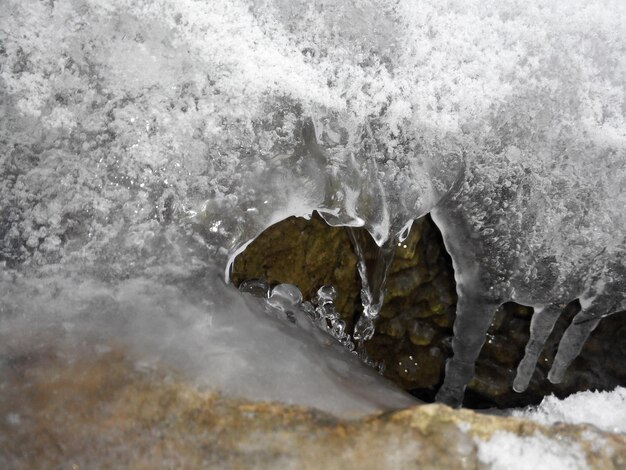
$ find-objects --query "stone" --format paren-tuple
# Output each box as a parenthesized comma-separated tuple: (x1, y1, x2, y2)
(231, 212, 361, 330)
(1, 343, 624, 469)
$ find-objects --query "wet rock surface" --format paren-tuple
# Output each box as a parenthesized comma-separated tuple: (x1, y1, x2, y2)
(1, 344, 625, 469)
(232, 213, 626, 408)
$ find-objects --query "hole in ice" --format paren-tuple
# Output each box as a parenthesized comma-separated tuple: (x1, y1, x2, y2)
(231, 211, 626, 409)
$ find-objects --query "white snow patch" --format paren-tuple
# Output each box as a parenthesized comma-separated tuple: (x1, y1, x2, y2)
(513, 388, 626, 434)
(477, 431, 588, 470)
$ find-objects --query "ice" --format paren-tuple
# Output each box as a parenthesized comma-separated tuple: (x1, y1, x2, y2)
(513, 387, 626, 434)
(238, 278, 271, 298)
(347, 228, 395, 342)
(514, 304, 562, 393)
(1, 0, 625, 411)
(298, 285, 358, 357)
(267, 283, 303, 310)
(0, 267, 416, 417)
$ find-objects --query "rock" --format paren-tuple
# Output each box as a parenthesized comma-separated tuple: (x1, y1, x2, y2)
(231, 212, 361, 330)
(231, 213, 626, 408)
(1, 344, 624, 469)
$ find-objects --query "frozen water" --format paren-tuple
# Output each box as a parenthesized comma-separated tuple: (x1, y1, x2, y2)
(238, 278, 271, 298)
(268, 283, 303, 310)
(300, 285, 359, 357)
(0, 266, 416, 417)
(1, 0, 625, 410)
(347, 228, 395, 342)
(514, 305, 562, 393)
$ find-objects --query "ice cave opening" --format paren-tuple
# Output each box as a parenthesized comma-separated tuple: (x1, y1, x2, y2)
(230, 211, 626, 410)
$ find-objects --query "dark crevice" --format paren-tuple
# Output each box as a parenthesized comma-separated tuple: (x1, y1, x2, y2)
(231, 211, 626, 409)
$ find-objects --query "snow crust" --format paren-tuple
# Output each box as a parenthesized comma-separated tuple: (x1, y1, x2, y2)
(3, 0, 624, 264)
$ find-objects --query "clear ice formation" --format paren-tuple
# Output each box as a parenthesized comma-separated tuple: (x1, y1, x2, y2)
(0, 268, 418, 417)
(1, 0, 625, 409)
(347, 228, 395, 343)
(241, 281, 382, 367)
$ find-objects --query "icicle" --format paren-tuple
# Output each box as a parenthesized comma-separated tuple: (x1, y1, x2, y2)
(513, 304, 562, 393)
(347, 228, 395, 342)
(548, 311, 601, 384)
(435, 290, 500, 408)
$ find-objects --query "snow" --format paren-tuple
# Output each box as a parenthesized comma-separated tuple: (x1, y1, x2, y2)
(476, 431, 588, 470)
(514, 387, 626, 434)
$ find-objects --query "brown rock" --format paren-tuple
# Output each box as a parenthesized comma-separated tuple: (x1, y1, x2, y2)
(231, 212, 361, 328)
(2, 343, 625, 469)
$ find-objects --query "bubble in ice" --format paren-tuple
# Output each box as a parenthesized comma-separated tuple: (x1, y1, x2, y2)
(268, 284, 303, 309)
(239, 279, 270, 298)
(316, 285, 337, 305)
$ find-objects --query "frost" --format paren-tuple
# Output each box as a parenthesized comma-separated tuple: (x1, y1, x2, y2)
(1, 0, 625, 410)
